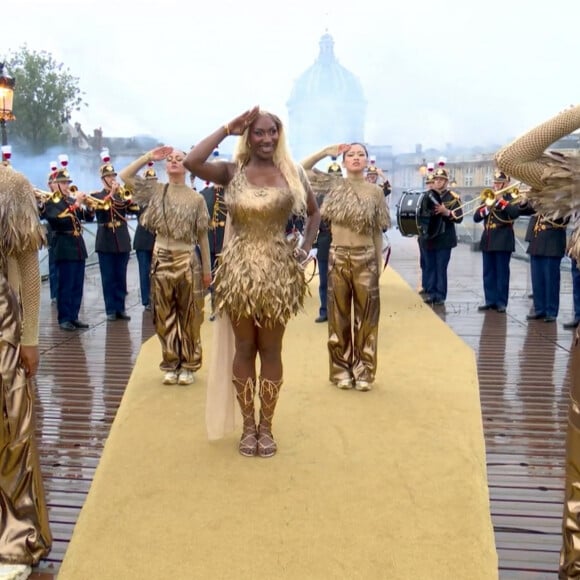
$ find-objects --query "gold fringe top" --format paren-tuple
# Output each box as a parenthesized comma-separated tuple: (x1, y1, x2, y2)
(309, 169, 390, 234)
(132, 177, 209, 244)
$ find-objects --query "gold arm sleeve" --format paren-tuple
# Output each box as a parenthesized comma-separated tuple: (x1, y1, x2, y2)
(8, 251, 41, 347)
(496, 106, 580, 190)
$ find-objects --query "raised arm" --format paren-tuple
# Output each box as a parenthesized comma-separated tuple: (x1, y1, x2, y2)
(496, 105, 580, 190)
(119, 146, 173, 188)
(184, 107, 260, 186)
(300, 144, 349, 171)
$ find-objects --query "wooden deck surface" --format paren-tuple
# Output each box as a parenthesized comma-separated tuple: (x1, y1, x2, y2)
(30, 230, 573, 578)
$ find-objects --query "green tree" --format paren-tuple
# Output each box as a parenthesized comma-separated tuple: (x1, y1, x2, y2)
(3, 45, 86, 154)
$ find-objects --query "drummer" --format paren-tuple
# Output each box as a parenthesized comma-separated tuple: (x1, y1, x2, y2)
(421, 160, 463, 306)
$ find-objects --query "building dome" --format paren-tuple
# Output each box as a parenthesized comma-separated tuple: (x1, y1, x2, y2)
(287, 34, 367, 161)
(288, 34, 365, 106)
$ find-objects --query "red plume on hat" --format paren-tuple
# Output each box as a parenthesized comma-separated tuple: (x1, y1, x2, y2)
(100, 148, 111, 163)
(433, 157, 449, 179)
(58, 153, 69, 167)
(1, 145, 12, 162)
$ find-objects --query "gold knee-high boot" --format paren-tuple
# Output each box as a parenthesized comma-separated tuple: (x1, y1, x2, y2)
(232, 376, 257, 457)
(258, 377, 283, 458)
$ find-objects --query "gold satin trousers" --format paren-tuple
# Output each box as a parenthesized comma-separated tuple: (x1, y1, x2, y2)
(561, 329, 580, 578)
(0, 345, 51, 563)
(151, 247, 204, 372)
(327, 245, 380, 384)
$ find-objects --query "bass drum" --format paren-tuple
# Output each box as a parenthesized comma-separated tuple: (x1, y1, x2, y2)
(396, 190, 444, 239)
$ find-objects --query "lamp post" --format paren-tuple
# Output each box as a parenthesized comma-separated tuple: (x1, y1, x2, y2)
(418, 159, 427, 189)
(0, 62, 16, 148)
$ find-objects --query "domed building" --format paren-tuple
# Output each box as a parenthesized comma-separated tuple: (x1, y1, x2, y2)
(287, 33, 367, 161)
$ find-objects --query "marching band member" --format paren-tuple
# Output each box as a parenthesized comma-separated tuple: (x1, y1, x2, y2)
(120, 147, 211, 386)
(365, 155, 391, 198)
(133, 164, 157, 311)
(418, 170, 435, 295)
(302, 143, 390, 392)
(422, 159, 463, 306)
(91, 149, 139, 322)
(473, 170, 521, 313)
(0, 160, 52, 580)
(41, 160, 94, 331)
(38, 161, 59, 304)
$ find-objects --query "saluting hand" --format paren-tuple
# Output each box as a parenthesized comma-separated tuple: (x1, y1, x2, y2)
(226, 106, 260, 136)
(325, 143, 350, 158)
(149, 146, 173, 162)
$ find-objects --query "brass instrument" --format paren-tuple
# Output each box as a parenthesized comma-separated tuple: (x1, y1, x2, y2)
(117, 185, 133, 202)
(209, 186, 227, 229)
(85, 193, 112, 211)
(454, 181, 523, 216)
(34, 188, 63, 204)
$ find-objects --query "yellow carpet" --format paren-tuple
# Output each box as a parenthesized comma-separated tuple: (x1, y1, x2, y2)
(58, 268, 498, 580)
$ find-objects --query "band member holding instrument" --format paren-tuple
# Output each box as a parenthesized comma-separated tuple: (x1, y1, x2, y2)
(0, 161, 52, 580)
(418, 171, 435, 295)
(422, 161, 463, 306)
(302, 143, 390, 392)
(42, 163, 94, 331)
(495, 104, 580, 578)
(91, 149, 139, 322)
(474, 170, 521, 313)
(120, 147, 211, 387)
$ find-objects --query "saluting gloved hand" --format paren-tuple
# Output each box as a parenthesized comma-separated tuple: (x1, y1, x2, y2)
(495, 197, 509, 210)
(478, 206, 490, 218)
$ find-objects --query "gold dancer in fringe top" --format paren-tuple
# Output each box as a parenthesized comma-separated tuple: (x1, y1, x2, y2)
(119, 148, 211, 386)
(496, 104, 580, 579)
(301, 143, 390, 392)
(184, 106, 320, 458)
(0, 163, 51, 580)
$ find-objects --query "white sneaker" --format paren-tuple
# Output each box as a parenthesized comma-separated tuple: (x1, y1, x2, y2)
(336, 378, 353, 390)
(162, 371, 179, 385)
(178, 370, 195, 385)
(355, 380, 372, 392)
(0, 564, 32, 580)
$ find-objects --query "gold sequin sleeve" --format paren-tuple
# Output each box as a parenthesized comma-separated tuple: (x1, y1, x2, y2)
(7, 251, 41, 347)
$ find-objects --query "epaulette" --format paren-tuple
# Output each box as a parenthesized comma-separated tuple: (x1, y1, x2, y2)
(449, 191, 460, 200)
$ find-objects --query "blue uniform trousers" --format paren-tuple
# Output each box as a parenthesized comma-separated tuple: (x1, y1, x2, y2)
(530, 255, 562, 317)
(98, 252, 130, 315)
(136, 250, 153, 307)
(482, 251, 511, 308)
(424, 247, 452, 303)
(56, 260, 85, 324)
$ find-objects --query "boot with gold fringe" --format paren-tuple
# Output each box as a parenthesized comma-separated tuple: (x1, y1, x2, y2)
(257, 377, 283, 458)
(233, 376, 258, 457)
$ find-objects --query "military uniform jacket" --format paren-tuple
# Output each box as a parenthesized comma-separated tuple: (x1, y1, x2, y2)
(520, 206, 569, 257)
(423, 189, 463, 251)
(473, 194, 520, 252)
(133, 207, 155, 252)
(93, 189, 138, 253)
(200, 185, 227, 256)
(43, 197, 93, 261)
(314, 191, 332, 257)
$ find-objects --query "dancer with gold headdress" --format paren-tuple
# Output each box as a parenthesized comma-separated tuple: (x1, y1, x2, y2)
(495, 104, 580, 579)
(120, 147, 211, 386)
(184, 106, 320, 458)
(301, 143, 390, 392)
(0, 162, 52, 580)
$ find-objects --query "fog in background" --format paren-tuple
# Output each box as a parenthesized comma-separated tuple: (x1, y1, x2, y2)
(5, 0, 580, 188)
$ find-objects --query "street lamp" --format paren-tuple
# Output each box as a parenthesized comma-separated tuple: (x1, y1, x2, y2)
(418, 159, 427, 188)
(0, 62, 16, 148)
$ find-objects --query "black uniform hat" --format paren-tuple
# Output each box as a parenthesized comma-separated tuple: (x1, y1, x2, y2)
(327, 156, 342, 175)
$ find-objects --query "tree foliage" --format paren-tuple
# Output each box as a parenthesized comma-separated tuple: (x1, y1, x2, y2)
(3, 45, 86, 154)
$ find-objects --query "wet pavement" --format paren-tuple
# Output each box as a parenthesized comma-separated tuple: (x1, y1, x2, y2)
(31, 231, 573, 578)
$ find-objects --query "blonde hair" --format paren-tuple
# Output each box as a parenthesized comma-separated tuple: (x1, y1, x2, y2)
(233, 111, 306, 215)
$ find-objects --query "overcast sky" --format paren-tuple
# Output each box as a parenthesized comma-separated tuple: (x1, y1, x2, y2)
(5, 0, 580, 155)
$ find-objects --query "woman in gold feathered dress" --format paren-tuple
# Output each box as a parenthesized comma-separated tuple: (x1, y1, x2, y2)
(184, 107, 320, 458)
(496, 105, 580, 579)
(301, 144, 390, 392)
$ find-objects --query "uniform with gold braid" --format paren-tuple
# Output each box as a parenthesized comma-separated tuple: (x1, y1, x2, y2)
(473, 170, 522, 313)
(93, 150, 139, 321)
(422, 160, 463, 305)
(41, 159, 94, 331)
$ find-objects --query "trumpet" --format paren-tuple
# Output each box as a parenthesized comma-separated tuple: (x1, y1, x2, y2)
(479, 182, 521, 207)
(34, 188, 63, 204)
(116, 185, 133, 202)
(85, 193, 112, 211)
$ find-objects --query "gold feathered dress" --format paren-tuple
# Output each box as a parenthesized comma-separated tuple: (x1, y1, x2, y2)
(213, 170, 306, 326)
(312, 171, 390, 387)
(0, 164, 52, 565)
(496, 106, 580, 579)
